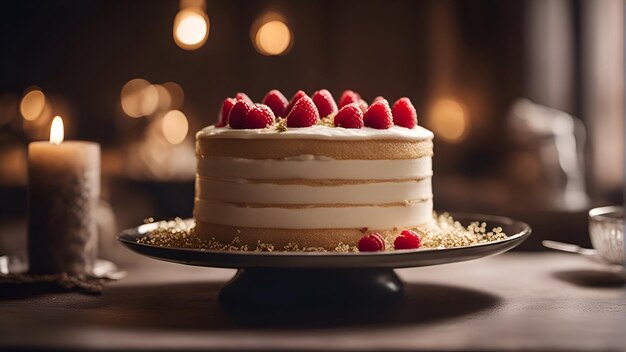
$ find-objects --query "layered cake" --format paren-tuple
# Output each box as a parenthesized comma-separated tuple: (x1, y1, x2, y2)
(193, 89, 434, 250)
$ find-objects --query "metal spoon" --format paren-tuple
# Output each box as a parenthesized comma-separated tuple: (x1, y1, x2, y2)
(541, 240, 625, 269)
(542, 240, 598, 256)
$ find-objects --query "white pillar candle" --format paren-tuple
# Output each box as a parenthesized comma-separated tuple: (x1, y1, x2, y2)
(27, 116, 100, 275)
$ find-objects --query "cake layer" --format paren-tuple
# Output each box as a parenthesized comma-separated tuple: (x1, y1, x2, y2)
(197, 156, 432, 180)
(193, 198, 433, 229)
(197, 137, 433, 160)
(195, 221, 435, 250)
(195, 177, 432, 205)
(197, 125, 435, 141)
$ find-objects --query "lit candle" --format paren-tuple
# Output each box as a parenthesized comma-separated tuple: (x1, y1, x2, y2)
(27, 116, 100, 275)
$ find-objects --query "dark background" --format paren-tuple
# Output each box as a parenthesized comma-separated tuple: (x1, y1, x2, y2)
(0, 0, 623, 252)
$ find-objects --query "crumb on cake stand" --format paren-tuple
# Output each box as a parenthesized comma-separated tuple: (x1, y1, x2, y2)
(137, 213, 508, 252)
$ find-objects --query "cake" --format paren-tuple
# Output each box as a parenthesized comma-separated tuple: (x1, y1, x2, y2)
(193, 89, 434, 250)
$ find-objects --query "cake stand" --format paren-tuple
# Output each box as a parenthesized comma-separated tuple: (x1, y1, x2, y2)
(118, 213, 530, 307)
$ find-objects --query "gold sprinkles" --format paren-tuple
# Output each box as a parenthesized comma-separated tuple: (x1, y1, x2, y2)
(137, 212, 508, 252)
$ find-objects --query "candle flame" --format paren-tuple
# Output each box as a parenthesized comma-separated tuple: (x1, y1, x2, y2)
(50, 116, 64, 144)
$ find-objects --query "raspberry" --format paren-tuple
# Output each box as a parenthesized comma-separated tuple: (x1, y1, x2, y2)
(358, 99, 369, 113)
(216, 98, 236, 127)
(312, 89, 338, 118)
(333, 103, 363, 129)
(338, 90, 360, 108)
(228, 100, 253, 129)
(392, 97, 417, 129)
(358, 233, 386, 252)
(394, 229, 422, 250)
(235, 92, 254, 105)
(286, 96, 319, 127)
(363, 99, 393, 129)
(286, 90, 308, 115)
(262, 89, 289, 117)
(246, 104, 275, 129)
(372, 96, 386, 104)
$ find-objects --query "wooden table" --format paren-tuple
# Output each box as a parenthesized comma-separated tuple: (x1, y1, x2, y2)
(1, 252, 624, 351)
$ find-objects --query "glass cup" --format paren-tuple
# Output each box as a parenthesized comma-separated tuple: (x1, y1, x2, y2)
(588, 206, 624, 265)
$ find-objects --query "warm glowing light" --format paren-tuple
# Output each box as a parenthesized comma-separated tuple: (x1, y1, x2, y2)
(154, 84, 172, 111)
(163, 82, 184, 109)
(121, 79, 159, 117)
(429, 99, 468, 142)
(20, 89, 46, 121)
(173, 8, 209, 50)
(50, 116, 64, 145)
(254, 20, 291, 56)
(161, 110, 189, 144)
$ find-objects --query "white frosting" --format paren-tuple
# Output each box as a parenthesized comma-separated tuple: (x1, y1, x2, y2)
(196, 177, 432, 205)
(197, 156, 432, 180)
(197, 125, 434, 141)
(193, 199, 433, 229)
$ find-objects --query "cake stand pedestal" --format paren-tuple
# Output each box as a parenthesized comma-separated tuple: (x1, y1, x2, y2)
(118, 213, 531, 308)
(219, 268, 403, 307)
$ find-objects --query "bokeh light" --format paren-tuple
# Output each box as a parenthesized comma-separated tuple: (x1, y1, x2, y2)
(429, 99, 468, 142)
(20, 89, 46, 121)
(163, 82, 185, 109)
(161, 110, 189, 144)
(251, 12, 293, 56)
(173, 8, 209, 50)
(121, 79, 159, 117)
(154, 84, 172, 111)
(256, 21, 291, 55)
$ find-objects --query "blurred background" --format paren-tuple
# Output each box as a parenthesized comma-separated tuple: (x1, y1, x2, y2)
(0, 0, 623, 257)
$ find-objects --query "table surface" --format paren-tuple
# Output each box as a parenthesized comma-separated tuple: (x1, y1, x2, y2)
(1, 252, 624, 351)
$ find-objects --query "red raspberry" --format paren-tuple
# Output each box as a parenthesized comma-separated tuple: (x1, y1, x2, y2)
(358, 99, 369, 113)
(358, 233, 386, 252)
(394, 229, 422, 250)
(286, 90, 308, 115)
(338, 90, 361, 108)
(312, 89, 338, 118)
(246, 104, 275, 129)
(262, 89, 289, 117)
(235, 92, 254, 105)
(228, 100, 253, 129)
(363, 99, 393, 129)
(286, 96, 319, 127)
(334, 103, 363, 129)
(392, 97, 417, 129)
(216, 97, 236, 127)
(372, 96, 386, 104)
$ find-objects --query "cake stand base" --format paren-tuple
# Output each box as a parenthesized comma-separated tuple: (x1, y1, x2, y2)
(218, 268, 404, 307)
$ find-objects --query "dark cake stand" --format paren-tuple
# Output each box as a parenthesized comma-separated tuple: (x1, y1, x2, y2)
(118, 213, 530, 307)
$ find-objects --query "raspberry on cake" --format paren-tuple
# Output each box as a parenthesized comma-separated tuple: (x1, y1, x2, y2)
(286, 96, 319, 127)
(338, 90, 360, 108)
(262, 89, 289, 117)
(312, 89, 338, 118)
(228, 100, 253, 129)
(334, 103, 363, 129)
(216, 98, 236, 127)
(363, 99, 393, 129)
(196, 90, 433, 250)
(286, 90, 308, 115)
(392, 97, 418, 129)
